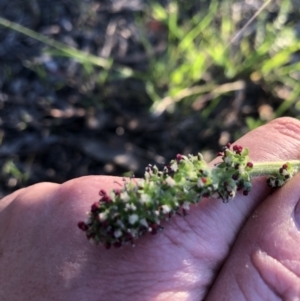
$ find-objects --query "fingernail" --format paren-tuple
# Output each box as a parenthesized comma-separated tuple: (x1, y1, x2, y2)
(294, 199, 300, 229)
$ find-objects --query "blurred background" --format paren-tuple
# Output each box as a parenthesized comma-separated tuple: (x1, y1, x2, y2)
(0, 0, 299, 198)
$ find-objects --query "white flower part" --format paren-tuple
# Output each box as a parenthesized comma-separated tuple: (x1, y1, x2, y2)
(224, 156, 232, 164)
(128, 214, 139, 225)
(137, 179, 145, 188)
(182, 201, 190, 210)
(139, 193, 151, 204)
(114, 229, 123, 238)
(282, 169, 289, 176)
(98, 211, 108, 222)
(238, 166, 245, 174)
(183, 186, 190, 194)
(109, 191, 116, 202)
(84, 217, 92, 225)
(230, 191, 236, 198)
(170, 161, 178, 172)
(120, 191, 130, 202)
(139, 218, 148, 228)
(127, 228, 138, 237)
(125, 203, 137, 211)
(165, 176, 175, 187)
(161, 204, 171, 214)
(268, 178, 276, 187)
(211, 183, 218, 190)
(148, 181, 155, 190)
(116, 220, 125, 229)
(197, 178, 204, 188)
(154, 210, 160, 216)
(132, 229, 138, 237)
(112, 212, 120, 219)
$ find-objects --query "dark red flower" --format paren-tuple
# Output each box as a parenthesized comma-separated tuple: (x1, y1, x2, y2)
(201, 177, 207, 183)
(91, 202, 100, 212)
(78, 221, 88, 231)
(246, 162, 253, 168)
(176, 154, 183, 161)
(100, 195, 112, 203)
(99, 189, 107, 196)
(233, 145, 243, 154)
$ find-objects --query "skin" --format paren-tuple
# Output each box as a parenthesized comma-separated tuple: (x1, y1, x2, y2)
(1, 117, 300, 301)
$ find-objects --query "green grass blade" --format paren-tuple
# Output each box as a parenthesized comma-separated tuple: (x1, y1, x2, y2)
(0, 16, 135, 78)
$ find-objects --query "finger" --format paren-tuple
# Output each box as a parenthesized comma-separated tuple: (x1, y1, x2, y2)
(0, 187, 26, 210)
(205, 171, 300, 300)
(0, 183, 59, 241)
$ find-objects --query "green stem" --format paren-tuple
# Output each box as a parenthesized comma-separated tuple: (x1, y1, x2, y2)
(251, 160, 300, 177)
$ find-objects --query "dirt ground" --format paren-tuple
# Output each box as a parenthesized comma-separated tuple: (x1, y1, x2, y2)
(0, 0, 292, 198)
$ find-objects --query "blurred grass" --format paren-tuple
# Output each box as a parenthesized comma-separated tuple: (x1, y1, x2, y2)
(0, 0, 300, 126)
(2, 0, 300, 195)
(0, 16, 134, 77)
(1, 0, 300, 123)
(145, 0, 300, 117)
(2, 160, 29, 185)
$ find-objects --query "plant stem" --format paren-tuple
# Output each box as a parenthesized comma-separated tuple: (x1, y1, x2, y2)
(251, 160, 300, 177)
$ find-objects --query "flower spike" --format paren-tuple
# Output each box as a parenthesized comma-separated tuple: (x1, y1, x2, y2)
(78, 144, 300, 248)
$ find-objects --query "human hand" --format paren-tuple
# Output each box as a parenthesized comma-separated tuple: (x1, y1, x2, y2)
(1, 117, 300, 301)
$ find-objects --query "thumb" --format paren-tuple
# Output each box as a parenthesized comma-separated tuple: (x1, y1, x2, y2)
(205, 171, 300, 300)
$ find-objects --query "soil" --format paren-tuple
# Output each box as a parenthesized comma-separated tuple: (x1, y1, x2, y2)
(0, 0, 294, 198)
